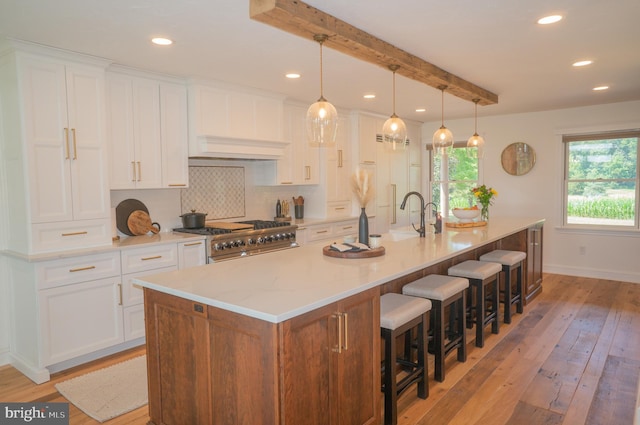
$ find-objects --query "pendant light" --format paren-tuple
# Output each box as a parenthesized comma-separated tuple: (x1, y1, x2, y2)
(382, 64, 407, 152)
(306, 34, 338, 147)
(432, 86, 454, 155)
(466, 99, 485, 159)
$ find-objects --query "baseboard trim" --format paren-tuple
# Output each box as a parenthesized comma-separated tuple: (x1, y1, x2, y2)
(544, 264, 640, 284)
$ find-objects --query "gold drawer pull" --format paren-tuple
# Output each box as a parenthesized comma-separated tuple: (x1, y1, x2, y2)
(363, 160, 375, 164)
(184, 242, 202, 247)
(117, 283, 123, 306)
(131, 162, 136, 181)
(168, 183, 187, 187)
(141, 255, 162, 261)
(343, 312, 348, 350)
(335, 207, 345, 210)
(69, 265, 96, 273)
(62, 231, 88, 237)
(316, 230, 328, 234)
(342, 226, 353, 230)
(280, 181, 293, 185)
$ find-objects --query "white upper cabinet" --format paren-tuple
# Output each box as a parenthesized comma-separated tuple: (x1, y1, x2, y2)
(21, 55, 110, 223)
(0, 44, 112, 254)
(106, 69, 188, 189)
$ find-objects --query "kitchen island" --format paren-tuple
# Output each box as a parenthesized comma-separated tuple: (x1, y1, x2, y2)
(135, 217, 544, 425)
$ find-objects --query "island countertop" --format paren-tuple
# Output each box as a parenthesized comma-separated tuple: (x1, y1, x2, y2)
(134, 217, 544, 323)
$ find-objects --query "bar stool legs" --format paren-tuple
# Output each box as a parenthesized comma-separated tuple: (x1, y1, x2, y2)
(479, 250, 527, 324)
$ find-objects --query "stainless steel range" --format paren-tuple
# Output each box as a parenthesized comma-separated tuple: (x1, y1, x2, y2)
(173, 220, 298, 262)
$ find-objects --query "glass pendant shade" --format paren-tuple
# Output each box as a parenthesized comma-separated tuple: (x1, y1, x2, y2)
(466, 99, 485, 159)
(382, 65, 407, 152)
(307, 98, 338, 147)
(307, 34, 337, 147)
(432, 87, 454, 155)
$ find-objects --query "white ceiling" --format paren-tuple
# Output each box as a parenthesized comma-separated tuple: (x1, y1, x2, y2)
(1, 0, 639, 123)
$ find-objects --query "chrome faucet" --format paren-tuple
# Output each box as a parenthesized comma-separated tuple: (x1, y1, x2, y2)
(400, 191, 426, 237)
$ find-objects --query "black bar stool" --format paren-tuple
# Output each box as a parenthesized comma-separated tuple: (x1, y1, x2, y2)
(448, 260, 502, 348)
(402, 275, 469, 382)
(479, 250, 526, 323)
(380, 293, 431, 425)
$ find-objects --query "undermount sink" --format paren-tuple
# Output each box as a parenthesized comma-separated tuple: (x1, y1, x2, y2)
(387, 229, 421, 241)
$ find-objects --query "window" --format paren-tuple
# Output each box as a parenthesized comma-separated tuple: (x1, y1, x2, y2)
(429, 143, 480, 216)
(563, 130, 639, 228)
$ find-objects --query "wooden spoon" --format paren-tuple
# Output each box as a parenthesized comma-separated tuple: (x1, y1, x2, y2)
(127, 210, 159, 235)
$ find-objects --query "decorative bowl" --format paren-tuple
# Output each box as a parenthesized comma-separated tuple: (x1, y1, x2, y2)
(452, 208, 481, 223)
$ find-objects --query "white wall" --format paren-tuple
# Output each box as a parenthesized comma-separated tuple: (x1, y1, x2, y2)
(423, 100, 640, 283)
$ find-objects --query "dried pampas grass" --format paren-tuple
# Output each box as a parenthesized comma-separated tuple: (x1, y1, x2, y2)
(351, 168, 374, 207)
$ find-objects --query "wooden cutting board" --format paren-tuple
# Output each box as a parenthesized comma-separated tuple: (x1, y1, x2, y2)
(445, 221, 487, 228)
(206, 221, 254, 231)
(127, 210, 159, 235)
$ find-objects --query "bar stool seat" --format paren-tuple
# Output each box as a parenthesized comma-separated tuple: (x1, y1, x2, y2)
(403, 275, 469, 382)
(479, 250, 526, 324)
(380, 293, 432, 425)
(448, 260, 502, 348)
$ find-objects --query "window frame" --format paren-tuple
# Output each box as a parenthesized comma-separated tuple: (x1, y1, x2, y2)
(562, 129, 640, 231)
(427, 142, 483, 217)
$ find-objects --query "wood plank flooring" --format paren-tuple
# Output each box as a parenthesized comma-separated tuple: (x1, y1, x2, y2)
(0, 273, 638, 425)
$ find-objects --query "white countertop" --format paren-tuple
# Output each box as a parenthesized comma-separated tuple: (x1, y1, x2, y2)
(1, 232, 206, 262)
(134, 217, 544, 323)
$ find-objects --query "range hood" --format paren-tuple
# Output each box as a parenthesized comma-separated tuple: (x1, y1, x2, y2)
(189, 135, 289, 160)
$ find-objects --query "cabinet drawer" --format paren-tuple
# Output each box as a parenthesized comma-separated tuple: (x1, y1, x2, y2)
(121, 266, 176, 307)
(37, 252, 121, 290)
(326, 201, 352, 219)
(333, 220, 358, 236)
(31, 219, 111, 254)
(306, 225, 333, 242)
(121, 244, 178, 274)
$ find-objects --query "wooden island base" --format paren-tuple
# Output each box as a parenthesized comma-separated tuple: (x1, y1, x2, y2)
(142, 224, 542, 425)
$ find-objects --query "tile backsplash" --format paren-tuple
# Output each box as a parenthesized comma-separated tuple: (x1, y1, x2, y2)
(181, 166, 245, 220)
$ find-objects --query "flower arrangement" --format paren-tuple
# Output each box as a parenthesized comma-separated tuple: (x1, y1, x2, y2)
(351, 168, 374, 207)
(471, 184, 498, 221)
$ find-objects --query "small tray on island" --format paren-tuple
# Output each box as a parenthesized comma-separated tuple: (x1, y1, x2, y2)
(323, 244, 385, 259)
(445, 220, 487, 228)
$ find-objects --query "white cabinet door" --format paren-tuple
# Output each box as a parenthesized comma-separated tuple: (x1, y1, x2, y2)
(39, 276, 123, 366)
(178, 240, 207, 269)
(276, 104, 320, 185)
(106, 74, 136, 189)
(132, 77, 163, 188)
(21, 56, 109, 223)
(327, 113, 352, 205)
(160, 82, 189, 188)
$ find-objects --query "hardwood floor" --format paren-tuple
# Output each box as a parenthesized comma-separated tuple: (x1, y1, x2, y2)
(1, 274, 638, 425)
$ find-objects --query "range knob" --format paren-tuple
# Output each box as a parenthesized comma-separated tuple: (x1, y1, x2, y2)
(236, 239, 245, 247)
(213, 243, 222, 251)
(257, 236, 265, 244)
(247, 238, 256, 245)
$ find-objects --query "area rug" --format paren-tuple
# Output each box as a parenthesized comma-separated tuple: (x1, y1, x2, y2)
(55, 355, 148, 423)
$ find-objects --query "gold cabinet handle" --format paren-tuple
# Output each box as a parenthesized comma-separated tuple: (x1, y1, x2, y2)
(184, 242, 202, 247)
(316, 230, 328, 234)
(280, 181, 293, 185)
(338, 149, 343, 168)
(131, 162, 136, 182)
(342, 226, 353, 230)
(363, 160, 375, 164)
(137, 161, 141, 181)
(391, 184, 397, 224)
(342, 312, 348, 351)
(335, 207, 345, 211)
(141, 255, 162, 261)
(168, 183, 187, 187)
(69, 265, 96, 273)
(61, 231, 88, 237)
(117, 283, 123, 306)
(305, 165, 311, 180)
(64, 128, 70, 159)
(71, 128, 77, 159)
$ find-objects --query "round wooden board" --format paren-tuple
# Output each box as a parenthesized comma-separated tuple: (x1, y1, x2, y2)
(323, 246, 385, 259)
(127, 210, 159, 235)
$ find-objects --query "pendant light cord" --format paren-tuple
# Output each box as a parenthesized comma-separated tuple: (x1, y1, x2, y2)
(473, 99, 479, 133)
(319, 41, 324, 99)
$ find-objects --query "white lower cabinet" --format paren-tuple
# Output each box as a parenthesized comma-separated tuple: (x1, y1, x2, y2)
(39, 276, 123, 366)
(300, 218, 359, 245)
(8, 237, 206, 383)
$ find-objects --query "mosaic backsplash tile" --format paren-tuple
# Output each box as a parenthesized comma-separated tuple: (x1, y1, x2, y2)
(181, 166, 245, 220)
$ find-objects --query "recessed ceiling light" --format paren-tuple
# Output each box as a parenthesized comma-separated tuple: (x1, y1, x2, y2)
(537, 15, 563, 25)
(363, 94, 376, 99)
(572, 60, 593, 67)
(151, 37, 173, 46)
(415, 108, 426, 113)
(285, 73, 301, 79)
(592, 86, 609, 91)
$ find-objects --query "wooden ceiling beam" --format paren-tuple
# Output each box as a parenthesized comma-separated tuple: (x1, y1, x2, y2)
(250, 0, 498, 105)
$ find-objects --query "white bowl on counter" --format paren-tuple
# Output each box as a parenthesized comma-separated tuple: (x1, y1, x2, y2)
(452, 208, 481, 222)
